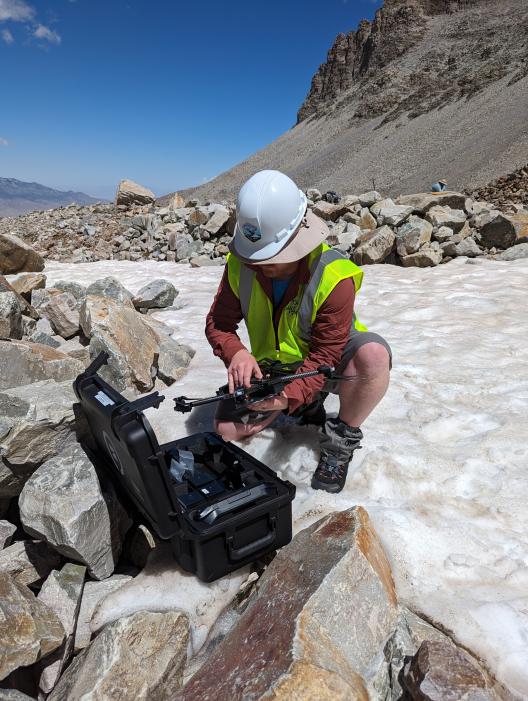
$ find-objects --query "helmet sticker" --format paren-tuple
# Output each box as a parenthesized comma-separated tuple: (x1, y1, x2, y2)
(242, 223, 261, 243)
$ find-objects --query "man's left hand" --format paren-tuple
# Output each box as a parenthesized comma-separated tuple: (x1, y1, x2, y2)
(249, 393, 289, 412)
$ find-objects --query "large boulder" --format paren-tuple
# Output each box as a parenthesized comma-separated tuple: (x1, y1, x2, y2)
(132, 279, 178, 310)
(115, 179, 155, 207)
(0, 292, 23, 340)
(39, 292, 80, 339)
(396, 191, 467, 214)
(357, 207, 377, 231)
(0, 540, 60, 587)
(371, 198, 413, 227)
(86, 277, 133, 305)
(401, 243, 443, 267)
(358, 190, 382, 207)
(352, 225, 395, 265)
(49, 611, 189, 701)
(0, 233, 44, 275)
(204, 206, 231, 236)
(0, 571, 64, 681)
(311, 201, 348, 222)
(37, 563, 86, 696)
(80, 295, 159, 392)
(478, 211, 524, 249)
(157, 336, 195, 386)
(0, 340, 83, 391)
(0, 380, 77, 497)
(494, 242, 528, 261)
(8, 273, 46, 301)
(0, 275, 38, 320)
(396, 216, 433, 256)
(178, 507, 398, 700)
(426, 205, 467, 233)
(454, 236, 483, 258)
(19, 443, 131, 580)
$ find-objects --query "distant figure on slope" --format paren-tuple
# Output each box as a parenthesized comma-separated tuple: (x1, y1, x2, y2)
(431, 179, 447, 193)
(206, 170, 392, 494)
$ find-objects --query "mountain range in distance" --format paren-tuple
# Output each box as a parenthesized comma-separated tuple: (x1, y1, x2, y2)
(0, 177, 104, 218)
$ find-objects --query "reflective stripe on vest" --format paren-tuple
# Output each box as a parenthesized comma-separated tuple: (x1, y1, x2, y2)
(227, 244, 367, 363)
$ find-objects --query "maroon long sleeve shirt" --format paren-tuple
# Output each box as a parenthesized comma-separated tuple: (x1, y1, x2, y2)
(205, 257, 356, 412)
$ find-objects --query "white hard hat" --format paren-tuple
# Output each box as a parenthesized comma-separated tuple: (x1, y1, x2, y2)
(231, 170, 308, 262)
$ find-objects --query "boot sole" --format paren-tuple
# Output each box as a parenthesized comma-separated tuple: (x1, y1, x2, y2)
(310, 477, 344, 494)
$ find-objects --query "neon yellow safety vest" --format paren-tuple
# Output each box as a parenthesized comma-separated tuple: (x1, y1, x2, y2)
(227, 243, 368, 364)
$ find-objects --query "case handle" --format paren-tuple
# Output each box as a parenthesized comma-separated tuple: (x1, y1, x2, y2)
(227, 517, 276, 561)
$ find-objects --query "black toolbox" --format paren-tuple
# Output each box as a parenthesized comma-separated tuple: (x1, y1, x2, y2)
(73, 353, 296, 582)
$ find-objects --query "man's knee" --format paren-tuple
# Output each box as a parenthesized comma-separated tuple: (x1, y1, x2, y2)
(346, 342, 391, 377)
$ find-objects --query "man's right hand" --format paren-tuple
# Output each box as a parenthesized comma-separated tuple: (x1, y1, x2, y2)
(227, 349, 263, 393)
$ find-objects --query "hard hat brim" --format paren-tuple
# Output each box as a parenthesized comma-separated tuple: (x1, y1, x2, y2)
(229, 209, 329, 265)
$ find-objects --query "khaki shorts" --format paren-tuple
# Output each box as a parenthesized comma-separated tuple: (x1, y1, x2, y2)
(215, 330, 392, 425)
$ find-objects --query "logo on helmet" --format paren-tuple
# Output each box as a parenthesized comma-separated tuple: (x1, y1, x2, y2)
(242, 223, 261, 243)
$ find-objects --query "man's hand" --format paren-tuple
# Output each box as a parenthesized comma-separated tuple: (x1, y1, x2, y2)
(227, 349, 263, 393)
(249, 393, 289, 412)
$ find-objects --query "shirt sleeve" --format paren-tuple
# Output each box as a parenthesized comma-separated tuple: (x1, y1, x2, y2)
(205, 268, 247, 366)
(282, 277, 356, 412)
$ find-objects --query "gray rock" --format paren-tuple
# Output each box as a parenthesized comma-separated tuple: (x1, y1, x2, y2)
(204, 205, 230, 235)
(358, 207, 377, 231)
(132, 279, 178, 310)
(432, 225, 454, 243)
(21, 315, 37, 337)
(0, 233, 44, 275)
(358, 190, 382, 207)
(396, 216, 433, 256)
(37, 563, 86, 696)
(56, 337, 90, 363)
(334, 225, 361, 253)
(401, 243, 443, 267)
(0, 690, 36, 700)
(0, 540, 61, 587)
(115, 179, 155, 207)
(454, 237, 483, 258)
(190, 255, 224, 267)
(39, 293, 80, 339)
(49, 611, 189, 701)
(0, 520, 16, 549)
(0, 379, 77, 497)
(0, 571, 65, 681)
(9, 273, 46, 301)
(74, 574, 133, 652)
(352, 225, 395, 264)
(0, 292, 23, 340)
(396, 191, 467, 214)
(478, 211, 517, 249)
(178, 507, 398, 700)
(30, 287, 61, 311)
(36, 317, 54, 335)
(371, 198, 413, 227)
(53, 280, 87, 302)
(19, 443, 131, 580)
(157, 336, 195, 386)
(86, 277, 133, 305)
(426, 205, 467, 233)
(306, 188, 322, 202)
(29, 330, 61, 348)
(494, 242, 528, 260)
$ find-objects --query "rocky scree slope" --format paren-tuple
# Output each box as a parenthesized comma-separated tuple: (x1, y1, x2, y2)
(173, 0, 528, 202)
(0, 178, 102, 218)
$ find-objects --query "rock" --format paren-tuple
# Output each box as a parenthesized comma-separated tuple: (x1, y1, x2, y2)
(432, 225, 454, 243)
(312, 201, 348, 222)
(28, 330, 61, 348)
(53, 280, 86, 303)
(37, 563, 86, 696)
(49, 611, 188, 701)
(494, 242, 528, 261)
(85, 277, 133, 305)
(0, 540, 61, 587)
(0, 690, 36, 700)
(357, 207, 377, 231)
(115, 179, 155, 208)
(0, 571, 65, 681)
(306, 188, 322, 202)
(168, 192, 186, 209)
(371, 198, 413, 227)
(396, 191, 467, 214)
(0, 339, 82, 390)
(334, 225, 362, 253)
(0, 520, 16, 549)
(19, 443, 131, 580)
(0, 292, 23, 340)
(0, 275, 38, 321)
(190, 255, 224, 267)
(0, 234, 44, 275)
(178, 507, 398, 700)
(80, 295, 159, 392)
(172, 233, 202, 260)
(478, 211, 516, 249)
(402, 639, 503, 701)
(396, 215, 433, 256)
(352, 225, 395, 264)
(0, 380, 77, 497)
(30, 287, 61, 312)
(510, 211, 528, 244)
(187, 207, 209, 228)
(39, 292, 80, 339)
(9, 273, 46, 301)
(401, 242, 443, 267)
(454, 237, 482, 258)
(204, 206, 230, 235)
(157, 336, 195, 386)
(358, 190, 382, 207)
(74, 574, 133, 652)
(56, 337, 90, 363)
(132, 279, 178, 310)
(426, 206, 467, 233)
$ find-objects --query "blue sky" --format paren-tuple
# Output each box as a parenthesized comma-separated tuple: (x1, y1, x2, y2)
(0, 0, 382, 198)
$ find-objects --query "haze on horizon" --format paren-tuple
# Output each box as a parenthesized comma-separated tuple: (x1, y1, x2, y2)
(0, 0, 383, 200)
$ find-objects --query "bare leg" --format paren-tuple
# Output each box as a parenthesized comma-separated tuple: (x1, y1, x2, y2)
(338, 342, 391, 428)
(214, 410, 281, 442)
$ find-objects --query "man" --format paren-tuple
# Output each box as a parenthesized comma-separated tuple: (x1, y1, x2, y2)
(206, 170, 391, 493)
(431, 179, 447, 193)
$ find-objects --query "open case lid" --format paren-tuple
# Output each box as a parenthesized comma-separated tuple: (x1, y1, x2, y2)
(73, 352, 182, 540)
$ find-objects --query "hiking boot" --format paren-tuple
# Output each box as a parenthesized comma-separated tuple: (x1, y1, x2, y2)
(311, 418, 363, 493)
